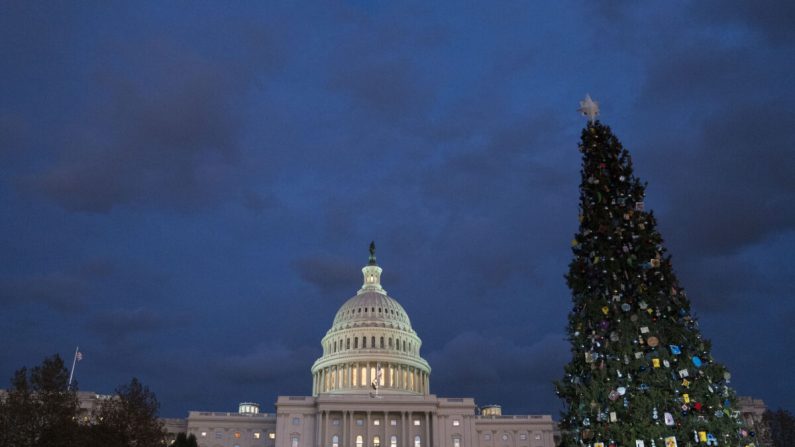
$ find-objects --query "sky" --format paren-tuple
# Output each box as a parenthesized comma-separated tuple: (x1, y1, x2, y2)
(1, 1, 794, 418)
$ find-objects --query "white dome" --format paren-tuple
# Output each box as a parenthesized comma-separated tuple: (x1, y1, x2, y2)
(310, 245, 431, 396)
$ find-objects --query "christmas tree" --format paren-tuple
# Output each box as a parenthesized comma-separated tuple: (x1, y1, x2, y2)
(555, 96, 753, 447)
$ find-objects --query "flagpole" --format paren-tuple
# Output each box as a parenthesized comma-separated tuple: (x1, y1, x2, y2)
(68, 346, 79, 390)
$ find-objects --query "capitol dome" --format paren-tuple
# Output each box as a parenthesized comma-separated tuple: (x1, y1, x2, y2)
(311, 243, 431, 396)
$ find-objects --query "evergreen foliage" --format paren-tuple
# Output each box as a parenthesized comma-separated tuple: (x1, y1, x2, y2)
(555, 121, 752, 447)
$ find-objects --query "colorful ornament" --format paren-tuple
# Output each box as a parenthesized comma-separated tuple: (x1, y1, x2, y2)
(669, 345, 681, 355)
(664, 436, 678, 447)
(692, 356, 703, 367)
(664, 412, 674, 426)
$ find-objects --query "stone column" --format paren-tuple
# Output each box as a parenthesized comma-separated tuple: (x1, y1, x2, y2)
(366, 412, 371, 447)
(324, 411, 331, 447)
(319, 411, 326, 447)
(403, 412, 409, 447)
(424, 412, 430, 447)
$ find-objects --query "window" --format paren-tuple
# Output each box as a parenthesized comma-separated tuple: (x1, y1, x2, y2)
(534, 434, 541, 440)
(347, 339, 351, 349)
(484, 434, 491, 441)
(373, 419, 381, 426)
(414, 435, 422, 447)
(380, 337, 385, 348)
(333, 341, 337, 352)
(452, 419, 460, 427)
(355, 337, 359, 349)
(356, 419, 364, 426)
(390, 436, 397, 447)
(519, 434, 527, 440)
(371, 336, 375, 347)
(292, 417, 301, 425)
(201, 432, 207, 437)
(234, 432, 241, 438)
(332, 419, 340, 426)
(292, 436, 300, 447)
(413, 419, 421, 426)
(502, 434, 509, 441)
(363, 338, 367, 348)
(333, 435, 340, 447)
(269, 433, 276, 440)
(390, 420, 397, 426)
(356, 435, 364, 447)
(215, 432, 223, 439)
(255, 433, 261, 439)
(373, 436, 381, 447)
(453, 438, 461, 447)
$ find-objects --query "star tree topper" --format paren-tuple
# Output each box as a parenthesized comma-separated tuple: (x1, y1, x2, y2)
(578, 94, 599, 123)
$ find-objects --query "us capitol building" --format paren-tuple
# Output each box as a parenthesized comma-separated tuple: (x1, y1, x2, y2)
(171, 247, 557, 447)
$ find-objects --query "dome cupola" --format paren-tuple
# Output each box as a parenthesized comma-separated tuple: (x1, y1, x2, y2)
(311, 242, 431, 396)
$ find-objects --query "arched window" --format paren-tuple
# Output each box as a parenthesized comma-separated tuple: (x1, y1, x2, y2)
(346, 338, 351, 349)
(414, 435, 421, 447)
(390, 436, 397, 447)
(292, 436, 300, 447)
(333, 341, 337, 352)
(355, 337, 359, 349)
(363, 337, 367, 348)
(389, 338, 393, 348)
(332, 436, 339, 447)
(356, 435, 364, 447)
(371, 336, 376, 347)
(380, 337, 385, 348)
(373, 436, 381, 447)
(403, 340, 407, 351)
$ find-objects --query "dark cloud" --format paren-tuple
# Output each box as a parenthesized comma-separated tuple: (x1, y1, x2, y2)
(0, 273, 88, 313)
(19, 32, 280, 213)
(87, 308, 169, 340)
(427, 332, 568, 414)
(651, 100, 795, 256)
(691, 0, 795, 44)
(215, 342, 318, 386)
(293, 255, 358, 295)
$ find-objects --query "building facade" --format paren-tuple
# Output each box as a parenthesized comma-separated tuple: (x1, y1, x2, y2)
(181, 249, 555, 447)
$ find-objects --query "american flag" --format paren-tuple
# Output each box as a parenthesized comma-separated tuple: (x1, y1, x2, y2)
(76, 351, 83, 361)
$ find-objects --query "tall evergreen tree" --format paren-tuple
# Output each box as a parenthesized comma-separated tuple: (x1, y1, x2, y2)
(555, 107, 753, 447)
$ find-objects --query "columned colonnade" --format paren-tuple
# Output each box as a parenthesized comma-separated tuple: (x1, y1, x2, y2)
(313, 361, 430, 395)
